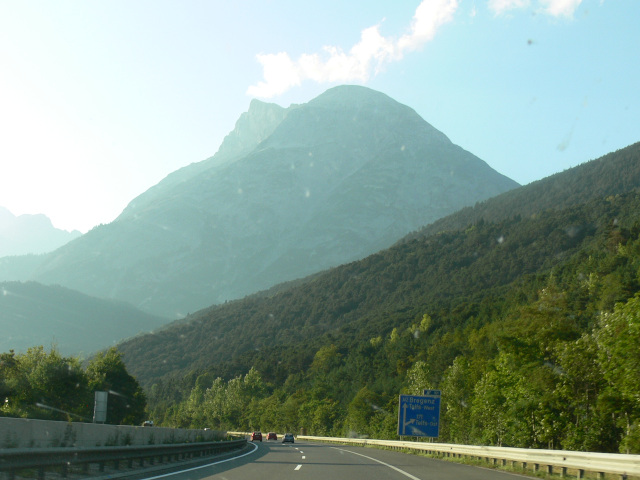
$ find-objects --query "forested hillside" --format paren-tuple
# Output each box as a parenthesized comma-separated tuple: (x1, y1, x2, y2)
(121, 183, 640, 453)
(3, 143, 639, 452)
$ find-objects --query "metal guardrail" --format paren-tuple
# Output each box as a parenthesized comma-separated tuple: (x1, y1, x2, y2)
(298, 436, 640, 479)
(0, 438, 246, 480)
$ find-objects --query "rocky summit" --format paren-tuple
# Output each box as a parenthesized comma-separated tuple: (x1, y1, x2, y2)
(19, 86, 519, 317)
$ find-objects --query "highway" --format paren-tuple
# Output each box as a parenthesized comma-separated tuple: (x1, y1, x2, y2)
(137, 439, 526, 480)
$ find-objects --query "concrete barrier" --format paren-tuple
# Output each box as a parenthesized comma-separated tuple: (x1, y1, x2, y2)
(0, 418, 225, 448)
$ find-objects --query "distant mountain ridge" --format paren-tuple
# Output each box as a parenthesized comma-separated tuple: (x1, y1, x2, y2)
(0, 207, 81, 257)
(0, 281, 167, 355)
(0, 85, 518, 317)
(404, 142, 640, 242)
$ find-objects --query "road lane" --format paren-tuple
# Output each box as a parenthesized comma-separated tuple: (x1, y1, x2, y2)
(321, 443, 527, 480)
(139, 439, 527, 480)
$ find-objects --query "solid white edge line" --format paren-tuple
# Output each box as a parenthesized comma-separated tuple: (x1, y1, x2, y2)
(331, 447, 421, 480)
(141, 442, 259, 479)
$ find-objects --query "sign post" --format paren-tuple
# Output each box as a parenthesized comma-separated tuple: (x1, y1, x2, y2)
(397, 391, 441, 438)
(93, 391, 108, 424)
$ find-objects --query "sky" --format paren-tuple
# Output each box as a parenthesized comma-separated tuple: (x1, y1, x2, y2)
(0, 0, 638, 233)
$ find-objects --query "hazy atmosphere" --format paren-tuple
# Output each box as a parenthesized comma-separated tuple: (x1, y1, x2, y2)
(3, 1, 640, 463)
(1, 0, 638, 233)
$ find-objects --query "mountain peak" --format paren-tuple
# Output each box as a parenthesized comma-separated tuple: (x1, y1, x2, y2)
(22, 85, 519, 316)
(214, 98, 290, 159)
(309, 84, 392, 106)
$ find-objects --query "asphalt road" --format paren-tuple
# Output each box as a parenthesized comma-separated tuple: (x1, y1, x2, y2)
(139, 439, 527, 480)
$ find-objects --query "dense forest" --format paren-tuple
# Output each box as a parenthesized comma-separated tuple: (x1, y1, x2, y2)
(0, 347, 146, 426)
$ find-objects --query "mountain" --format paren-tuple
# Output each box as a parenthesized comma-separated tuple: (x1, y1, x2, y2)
(0, 281, 167, 356)
(0, 207, 81, 257)
(110, 143, 640, 454)
(113, 141, 640, 387)
(0, 86, 518, 317)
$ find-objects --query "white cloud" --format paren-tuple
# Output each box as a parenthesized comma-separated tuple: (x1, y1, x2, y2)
(247, 0, 459, 98)
(539, 0, 583, 17)
(246, 52, 302, 98)
(398, 0, 459, 51)
(489, 0, 583, 17)
(488, 0, 530, 15)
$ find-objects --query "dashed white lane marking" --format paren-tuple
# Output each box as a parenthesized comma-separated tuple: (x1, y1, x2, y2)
(295, 464, 302, 470)
(330, 447, 421, 480)
(141, 442, 259, 479)
(302, 456, 306, 459)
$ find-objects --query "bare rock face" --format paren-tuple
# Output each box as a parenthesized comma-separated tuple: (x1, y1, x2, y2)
(22, 86, 519, 317)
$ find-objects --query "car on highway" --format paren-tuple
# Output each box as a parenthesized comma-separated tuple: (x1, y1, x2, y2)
(251, 431, 262, 442)
(267, 432, 277, 440)
(282, 433, 294, 443)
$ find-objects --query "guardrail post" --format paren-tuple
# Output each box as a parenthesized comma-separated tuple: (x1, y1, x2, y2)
(37, 466, 45, 480)
(596, 473, 604, 480)
(577, 468, 585, 479)
(561, 466, 567, 477)
(546, 464, 553, 475)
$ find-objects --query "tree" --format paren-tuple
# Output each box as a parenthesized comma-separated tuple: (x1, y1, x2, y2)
(0, 350, 27, 417)
(556, 334, 613, 451)
(345, 386, 382, 437)
(17, 346, 89, 421)
(404, 361, 431, 395)
(595, 294, 640, 453)
(86, 348, 146, 425)
(440, 356, 473, 444)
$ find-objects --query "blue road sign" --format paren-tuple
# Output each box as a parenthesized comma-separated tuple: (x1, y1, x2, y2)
(397, 394, 441, 437)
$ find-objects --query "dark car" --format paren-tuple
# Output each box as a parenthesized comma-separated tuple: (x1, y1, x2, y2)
(282, 433, 294, 443)
(251, 431, 262, 442)
(267, 432, 277, 440)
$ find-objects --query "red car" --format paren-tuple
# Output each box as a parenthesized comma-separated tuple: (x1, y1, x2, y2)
(267, 432, 277, 440)
(251, 431, 262, 442)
